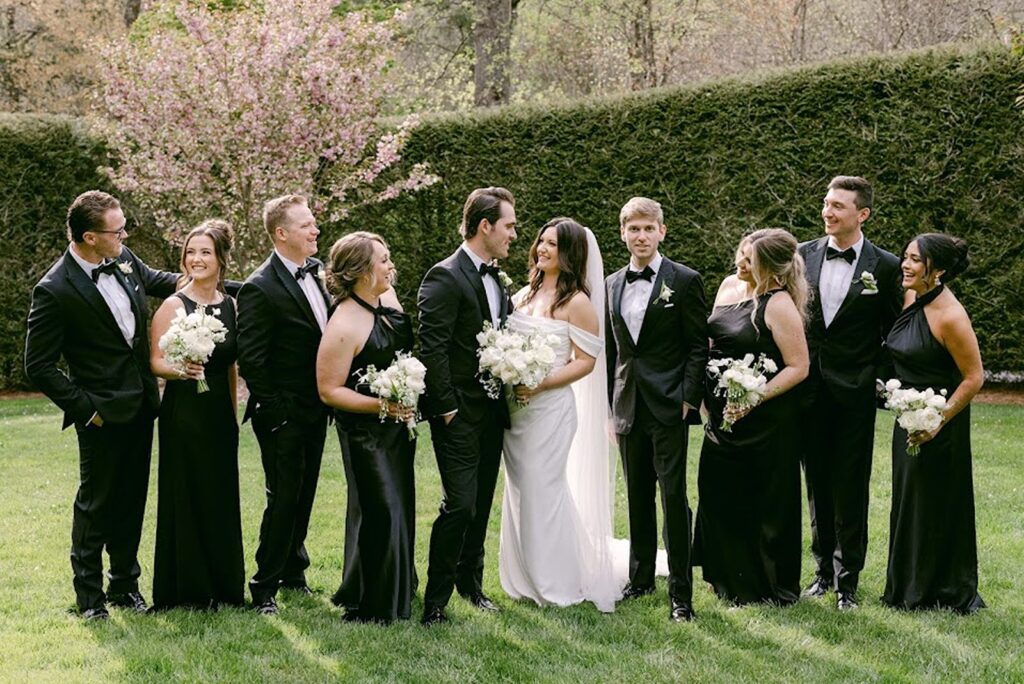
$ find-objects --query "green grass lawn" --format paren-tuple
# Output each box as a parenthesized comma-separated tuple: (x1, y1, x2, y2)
(0, 397, 1021, 683)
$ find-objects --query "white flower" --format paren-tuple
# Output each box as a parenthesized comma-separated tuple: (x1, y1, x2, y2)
(117, 262, 133, 275)
(658, 282, 673, 303)
(859, 271, 879, 293)
(498, 270, 513, 289)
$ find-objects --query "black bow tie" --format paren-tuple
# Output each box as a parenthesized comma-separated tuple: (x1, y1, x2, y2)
(826, 246, 856, 265)
(295, 261, 318, 281)
(479, 262, 501, 279)
(625, 266, 655, 284)
(92, 259, 120, 283)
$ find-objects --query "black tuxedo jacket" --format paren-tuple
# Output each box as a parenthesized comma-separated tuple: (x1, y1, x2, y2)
(417, 247, 511, 425)
(605, 257, 709, 434)
(799, 236, 902, 407)
(236, 253, 331, 428)
(25, 246, 178, 429)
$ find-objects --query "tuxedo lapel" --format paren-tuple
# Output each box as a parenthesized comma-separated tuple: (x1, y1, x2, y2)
(609, 269, 634, 351)
(62, 252, 132, 347)
(805, 237, 827, 294)
(635, 260, 669, 346)
(270, 254, 320, 330)
(457, 249, 494, 325)
(833, 239, 880, 323)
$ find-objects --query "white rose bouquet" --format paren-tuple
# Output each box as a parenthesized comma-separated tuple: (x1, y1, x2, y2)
(158, 305, 227, 393)
(357, 352, 427, 439)
(877, 378, 948, 456)
(707, 353, 779, 432)
(476, 322, 560, 406)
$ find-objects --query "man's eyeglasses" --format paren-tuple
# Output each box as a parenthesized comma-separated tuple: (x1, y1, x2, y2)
(89, 227, 127, 236)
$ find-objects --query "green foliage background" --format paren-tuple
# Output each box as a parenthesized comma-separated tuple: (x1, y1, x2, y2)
(2, 43, 1022, 390)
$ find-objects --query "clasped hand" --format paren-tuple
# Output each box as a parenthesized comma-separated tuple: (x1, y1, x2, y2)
(383, 400, 416, 423)
(513, 382, 544, 404)
(177, 362, 205, 380)
(908, 424, 942, 448)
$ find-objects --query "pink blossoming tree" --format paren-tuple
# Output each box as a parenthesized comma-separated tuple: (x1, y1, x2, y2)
(98, 0, 437, 272)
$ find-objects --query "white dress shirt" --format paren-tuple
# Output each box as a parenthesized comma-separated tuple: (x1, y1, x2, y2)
(276, 251, 328, 331)
(70, 245, 135, 344)
(818, 236, 863, 328)
(620, 252, 663, 344)
(461, 243, 501, 328)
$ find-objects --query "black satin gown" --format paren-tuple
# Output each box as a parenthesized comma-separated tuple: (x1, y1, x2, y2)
(330, 295, 417, 622)
(153, 293, 244, 609)
(693, 290, 802, 605)
(882, 285, 984, 614)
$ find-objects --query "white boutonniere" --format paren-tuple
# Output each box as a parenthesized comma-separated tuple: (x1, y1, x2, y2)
(317, 266, 327, 290)
(117, 262, 133, 275)
(658, 282, 674, 304)
(859, 271, 878, 294)
(498, 270, 513, 289)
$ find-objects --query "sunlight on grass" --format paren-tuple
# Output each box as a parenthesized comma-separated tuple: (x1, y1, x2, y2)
(1, 397, 1021, 682)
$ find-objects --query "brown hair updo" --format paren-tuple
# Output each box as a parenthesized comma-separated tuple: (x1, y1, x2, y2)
(745, 228, 809, 323)
(324, 231, 388, 303)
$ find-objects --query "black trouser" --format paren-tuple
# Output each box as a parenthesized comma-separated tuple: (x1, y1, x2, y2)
(802, 383, 876, 594)
(423, 408, 504, 609)
(250, 413, 328, 602)
(71, 416, 153, 611)
(617, 397, 693, 603)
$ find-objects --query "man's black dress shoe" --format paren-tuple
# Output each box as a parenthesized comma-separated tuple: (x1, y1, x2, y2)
(621, 584, 655, 600)
(254, 597, 279, 615)
(81, 606, 110, 621)
(801, 577, 832, 598)
(421, 605, 449, 626)
(836, 591, 859, 611)
(669, 598, 695, 623)
(107, 591, 148, 613)
(463, 592, 500, 612)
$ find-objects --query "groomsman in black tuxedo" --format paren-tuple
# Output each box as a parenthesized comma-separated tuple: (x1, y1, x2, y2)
(237, 194, 332, 615)
(799, 176, 902, 610)
(605, 197, 708, 622)
(418, 187, 516, 625)
(25, 190, 179, 619)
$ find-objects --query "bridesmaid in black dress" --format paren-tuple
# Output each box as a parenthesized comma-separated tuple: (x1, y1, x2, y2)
(694, 229, 809, 605)
(149, 220, 244, 609)
(316, 231, 417, 623)
(882, 233, 984, 614)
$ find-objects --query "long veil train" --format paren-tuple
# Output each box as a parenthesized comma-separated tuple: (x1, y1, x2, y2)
(567, 227, 668, 604)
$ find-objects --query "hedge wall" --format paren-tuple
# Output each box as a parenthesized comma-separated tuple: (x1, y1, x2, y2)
(340, 43, 1024, 374)
(0, 114, 173, 391)
(3, 43, 1023, 390)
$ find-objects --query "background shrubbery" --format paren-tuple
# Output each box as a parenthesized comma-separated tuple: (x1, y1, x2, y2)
(3, 44, 1022, 389)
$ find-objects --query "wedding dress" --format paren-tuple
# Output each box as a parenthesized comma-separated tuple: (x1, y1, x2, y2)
(498, 227, 626, 612)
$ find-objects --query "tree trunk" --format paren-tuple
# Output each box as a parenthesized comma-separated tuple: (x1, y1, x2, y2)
(124, 0, 142, 27)
(473, 0, 518, 107)
(627, 0, 656, 91)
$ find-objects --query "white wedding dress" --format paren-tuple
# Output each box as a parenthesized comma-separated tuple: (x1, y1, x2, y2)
(498, 226, 627, 613)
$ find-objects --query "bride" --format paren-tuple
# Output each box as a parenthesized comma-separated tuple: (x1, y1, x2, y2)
(499, 217, 623, 612)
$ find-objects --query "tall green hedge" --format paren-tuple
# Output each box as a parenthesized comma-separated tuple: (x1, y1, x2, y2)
(341, 43, 1024, 373)
(3, 43, 1023, 390)
(0, 114, 173, 391)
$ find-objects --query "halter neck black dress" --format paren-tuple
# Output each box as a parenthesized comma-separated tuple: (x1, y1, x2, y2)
(153, 293, 244, 610)
(881, 285, 984, 613)
(693, 290, 802, 605)
(330, 295, 417, 622)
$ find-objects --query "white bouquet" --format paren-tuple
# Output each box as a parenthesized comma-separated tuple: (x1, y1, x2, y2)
(158, 305, 227, 393)
(476, 322, 560, 405)
(878, 378, 948, 456)
(707, 353, 778, 432)
(357, 352, 427, 439)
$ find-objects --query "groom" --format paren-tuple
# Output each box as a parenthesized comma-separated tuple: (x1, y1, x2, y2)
(237, 194, 332, 615)
(606, 196, 708, 622)
(418, 186, 516, 625)
(24, 190, 179, 619)
(799, 176, 901, 610)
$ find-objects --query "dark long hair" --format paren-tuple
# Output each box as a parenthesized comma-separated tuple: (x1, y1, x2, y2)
(523, 217, 590, 316)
